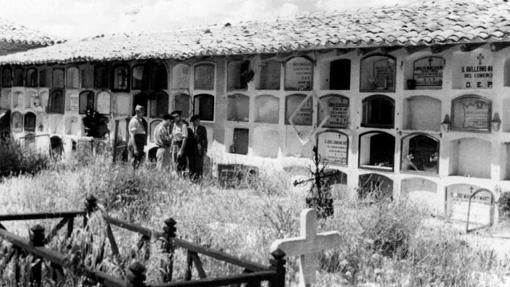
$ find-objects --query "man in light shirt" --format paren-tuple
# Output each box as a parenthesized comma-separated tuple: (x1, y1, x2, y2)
(153, 114, 173, 170)
(128, 105, 148, 169)
(170, 110, 188, 174)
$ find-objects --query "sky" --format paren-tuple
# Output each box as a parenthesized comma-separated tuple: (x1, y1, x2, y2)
(0, 0, 409, 40)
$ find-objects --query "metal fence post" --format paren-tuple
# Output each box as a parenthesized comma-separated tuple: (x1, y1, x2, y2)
(269, 249, 286, 287)
(161, 217, 176, 282)
(29, 224, 45, 287)
(127, 261, 147, 287)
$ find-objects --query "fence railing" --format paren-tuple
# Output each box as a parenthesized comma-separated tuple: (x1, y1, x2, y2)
(0, 195, 286, 286)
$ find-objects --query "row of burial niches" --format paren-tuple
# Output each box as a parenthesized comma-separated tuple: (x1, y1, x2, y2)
(3, 46, 510, 93)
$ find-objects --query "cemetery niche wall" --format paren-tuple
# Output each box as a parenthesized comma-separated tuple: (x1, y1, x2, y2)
(401, 134, 439, 174)
(316, 130, 348, 166)
(452, 49, 493, 89)
(360, 54, 396, 92)
(318, 94, 349, 128)
(359, 132, 395, 170)
(451, 95, 492, 132)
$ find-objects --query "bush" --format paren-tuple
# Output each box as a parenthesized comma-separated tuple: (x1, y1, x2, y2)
(0, 137, 49, 178)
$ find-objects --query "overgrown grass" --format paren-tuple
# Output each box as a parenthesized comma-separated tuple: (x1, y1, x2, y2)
(0, 137, 50, 178)
(0, 157, 509, 286)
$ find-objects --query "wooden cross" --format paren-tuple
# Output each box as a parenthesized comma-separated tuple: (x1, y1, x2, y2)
(270, 208, 341, 287)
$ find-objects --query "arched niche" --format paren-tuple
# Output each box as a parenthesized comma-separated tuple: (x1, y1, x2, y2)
(407, 56, 444, 89)
(13, 67, 24, 86)
(132, 61, 167, 90)
(227, 93, 249, 122)
(227, 60, 251, 90)
(11, 111, 23, 133)
(48, 88, 65, 114)
(149, 91, 169, 118)
(26, 89, 37, 109)
(2, 67, 12, 87)
(174, 93, 191, 119)
(194, 63, 215, 90)
(358, 173, 393, 200)
(401, 177, 438, 212)
(401, 134, 439, 173)
(362, 94, 394, 128)
(360, 54, 396, 92)
(152, 62, 168, 90)
(449, 137, 491, 178)
(172, 63, 191, 90)
(38, 68, 48, 87)
(451, 95, 491, 131)
(320, 59, 350, 90)
(254, 94, 279, 124)
(65, 116, 81, 135)
(318, 94, 349, 128)
(66, 66, 80, 89)
(26, 68, 38, 88)
(403, 96, 441, 131)
(52, 68, 65, 88)
(133, 93, 148, 115)
(285, 93, 312, 125)
(252, 127, 279, 158)
(96, 91, 111, 114)
(112, 64, 129, 91)
(359, 131, 395, 170)
(12, 90, 24, 109)
(284, 56, 313, 91)
(80, 65, 93, 88)
(149, 119, 162, 142)
(24, 112, 36, 133)
(316, 130, 348, 166)
(132, 64, 144, 90)
(193, 94, 214, 121)
(49, 136, 63, 158)
(79, 91, 95, 114)
(94, 65, 110, 89)
(257, 60, 281, 90)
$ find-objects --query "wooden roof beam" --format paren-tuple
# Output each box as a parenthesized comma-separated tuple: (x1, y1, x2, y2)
(460, 43, 485, 52)
(430, 44, 455, 54)
(490, 42, 510, 52)
(404, 45, 428, 55)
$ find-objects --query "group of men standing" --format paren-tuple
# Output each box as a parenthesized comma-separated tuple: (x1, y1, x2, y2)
(128, 105, 208, 180)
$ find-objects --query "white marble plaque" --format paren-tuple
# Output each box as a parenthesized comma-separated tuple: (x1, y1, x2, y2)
(317, 131, 348, 165)
(285, 57, 313, 90)
(97, 91, 111, 114)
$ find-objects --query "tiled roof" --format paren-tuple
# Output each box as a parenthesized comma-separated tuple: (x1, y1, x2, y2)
(0, 18, 59, 47)
(0, 0, 509, 65)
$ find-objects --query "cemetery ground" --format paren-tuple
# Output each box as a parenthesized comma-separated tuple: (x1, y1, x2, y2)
(0, 152, 510, 286)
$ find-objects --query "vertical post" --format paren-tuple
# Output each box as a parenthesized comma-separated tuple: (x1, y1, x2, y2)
(161, 218, 176, 282)
(14, 248, 21, 286)
(66, 216, 74, 238)
(127, 262, 146, 287)
(112, 120, 119, 163)
(269, 249, 286, 287)
(29, 224, 45, 287)
(83, 195, 97, 227)
(184, 250, 193, 281)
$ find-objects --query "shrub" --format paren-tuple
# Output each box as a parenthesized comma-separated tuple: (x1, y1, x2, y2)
(0, 137, 49, 178)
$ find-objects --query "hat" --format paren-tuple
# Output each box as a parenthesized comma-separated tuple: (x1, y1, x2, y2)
(135, 105, 144, 112)
(190, 115, 200, 122)
(162, 114, 173, 121)
(170, 110, 182, 116)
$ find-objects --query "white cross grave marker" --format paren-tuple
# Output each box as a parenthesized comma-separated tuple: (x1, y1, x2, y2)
(270, 208, 341, 287)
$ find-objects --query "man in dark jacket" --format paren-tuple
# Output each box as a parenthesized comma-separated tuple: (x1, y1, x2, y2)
(190, 115, 208, 179)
